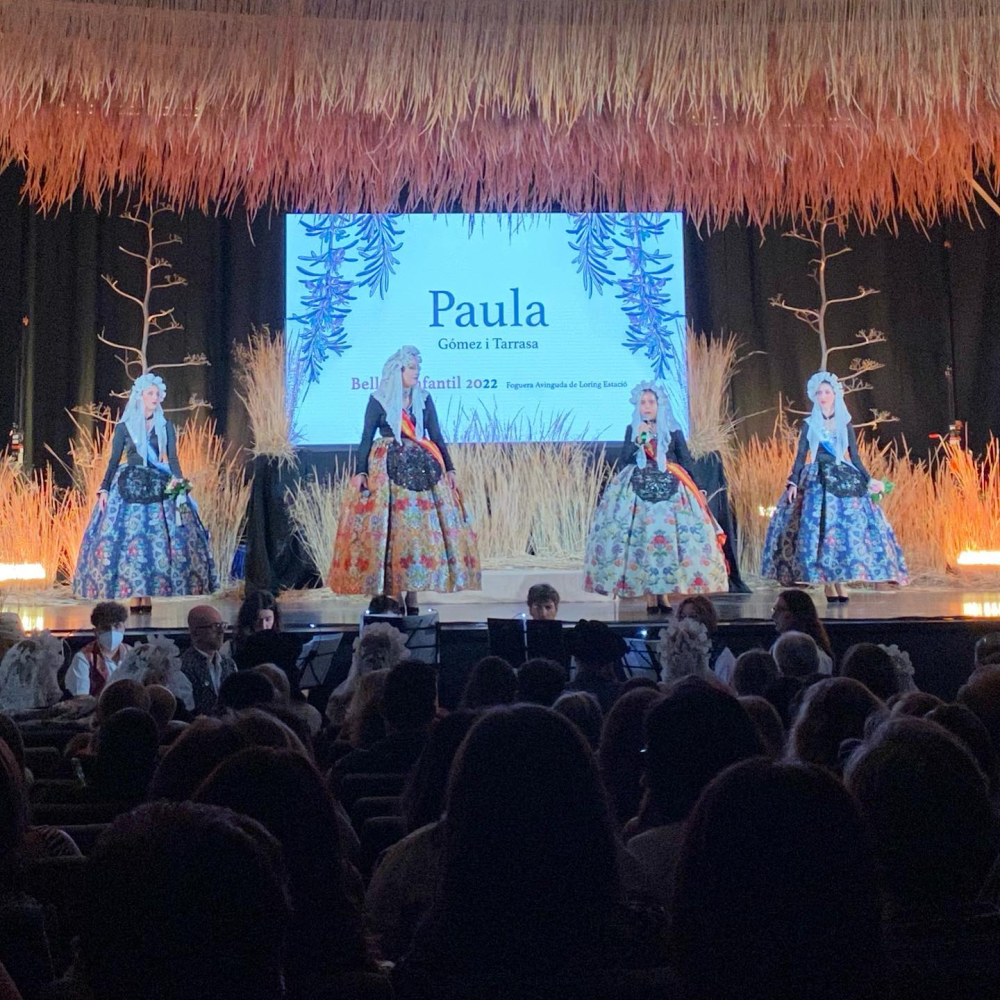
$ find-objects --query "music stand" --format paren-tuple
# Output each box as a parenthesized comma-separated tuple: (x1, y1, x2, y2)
(487, 618, 530, 666)
(623, 636, 661, 680)
(487, 618, 570, 668)
(295, 633, 344, 689)
(527, 619, 569, 667)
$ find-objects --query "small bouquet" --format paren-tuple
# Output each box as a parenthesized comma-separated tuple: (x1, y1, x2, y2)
(165, 477, 193, 500)
(871, 480, 895, 504)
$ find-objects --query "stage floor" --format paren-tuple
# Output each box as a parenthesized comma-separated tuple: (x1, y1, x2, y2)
(5, 578, 1000, 635)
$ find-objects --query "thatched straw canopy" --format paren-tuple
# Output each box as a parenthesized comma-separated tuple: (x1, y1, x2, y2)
(3, 0, 1000, 224)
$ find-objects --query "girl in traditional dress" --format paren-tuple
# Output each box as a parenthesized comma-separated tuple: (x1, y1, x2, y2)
(583, 380, 729, 612)
(328, 345, 481, 610)
(73, 374, 218, 606)
(762, 370, 908, 600)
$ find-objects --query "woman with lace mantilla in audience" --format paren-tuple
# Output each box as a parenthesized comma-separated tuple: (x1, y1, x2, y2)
(328, 345, 481, 612)
(583, 380, 728, 613)
(73, 373, 218, 609)
(762, 370, 908, 601)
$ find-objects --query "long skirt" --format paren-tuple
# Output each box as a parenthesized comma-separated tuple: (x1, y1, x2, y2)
(761, 461, 909, 585)
(328, 438, 481, 596)
(583, 462, 729, 598)
(73, 469, 219, 599)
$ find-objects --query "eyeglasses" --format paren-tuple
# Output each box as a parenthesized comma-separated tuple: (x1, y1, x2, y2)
(193, 622, 225, 632)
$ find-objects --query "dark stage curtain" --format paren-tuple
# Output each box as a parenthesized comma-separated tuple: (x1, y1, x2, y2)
(684, 214, 1000, 455)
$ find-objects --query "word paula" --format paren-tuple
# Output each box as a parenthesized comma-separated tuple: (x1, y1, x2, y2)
(430, 288, 549, 328)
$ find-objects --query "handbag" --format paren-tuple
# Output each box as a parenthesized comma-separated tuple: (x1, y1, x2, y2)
(817, 455, 868, 499)
(117, 465, 170, 504)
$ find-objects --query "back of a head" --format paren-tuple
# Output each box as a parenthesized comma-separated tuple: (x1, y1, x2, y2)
(890, 691, 944, 718)
(841, 643, 900, 702)
(958, 667, 1000, 751)
(552, 690, 603, 751)
(732, 649, 778, 697)
(253, 664, 291, 704)
(343, 668, 390, 747)
(232, 708, 309, 756)
(402, 710, 481, 832)
(148, 718, 249, 802)
(773, 631, 819, 679)
(845, 717, 998, 912)
(739, 696, 786, 757)
(94, 708, 161, 798)
(673, 758, 880, 1000)
(81, 801, 289, 1000)
(460, 656, 517, 710)
(145, 685, 177, 733)
(0, 739, 26, 867)
(516, 658, 566, 707)
(568, 620, 626, 672)
(381, 661, 438, 732)
(643, 677, 762, 824)
(218, 670, 276, 713)
(926, 702, 1000, 799)
(975, 632, 1000, 669)
(354, 621, 410, 675)
(97, 679, 151, 725)
(0, 715, 25, 775)
(763, 674, 805, 729)
(598, 686, 663, 826)
(790, 677, 882, 774)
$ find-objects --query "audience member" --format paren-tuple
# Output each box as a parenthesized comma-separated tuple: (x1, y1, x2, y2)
(658, 618, 713, 683)
(113, 635, 195, 715)
(739, 695, 786, 757)
(78, 802, 290, 1000)
(526, 583, 560, 621)
(147, 717, 249, 802)
(515, 658, 565, 706)
(180, 606, 236, 716)
(552, 691, 604, 751)
(789, 677, 882, 774)
(763, 673, 805, 729)
(397, 706, 667, 991)
(773, 630, 820, 678)
(216, 670, 276, 713)
(336, 661, 438, 778)
(731, 648, 779, 697)
(0, 633, 63, 713)
(566, 620, 626, 712)
(195, 748, 374, 999)
(87, 708, 160, 803)
(958, 667, 1000, 750)
(458, 656, 517, 710)
(144, 684, 181, 745)
(326, 622, 409, 726)
(598, 687, 662, 828)
(890, 691, 944, 718)
(255, 663, 323, 736)
(771, 589, 834, 671)
(926, 703, 1000, 801)
(231, 591, 281, 659)
(626, 678, 761, 905)
(841, 642, 901, 701)
(64, 678, 153, 758)
(342, 669, 390, 748)
(975, 632, 1000, 669)
(672, 759, 882, 1000)
(676, 596, 735, 682)
(65, 601, 130, 697)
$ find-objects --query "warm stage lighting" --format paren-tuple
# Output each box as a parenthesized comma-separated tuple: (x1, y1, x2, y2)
(757, 504, 777, 518)
(0, 563, 46, 583)
(963, 602, 1000, 618)
(957, 551, 1000, 567)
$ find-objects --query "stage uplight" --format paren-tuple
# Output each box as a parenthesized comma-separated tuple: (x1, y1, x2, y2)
(957, 551, 1000, 567)
(962, 601, 1000, 618)
(757, 504, 777, 518)
(0, 563, 46, 583)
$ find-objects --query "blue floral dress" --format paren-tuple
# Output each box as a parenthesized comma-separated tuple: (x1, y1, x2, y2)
(762, 422, 908, 585)
(73, 422, 219, 599)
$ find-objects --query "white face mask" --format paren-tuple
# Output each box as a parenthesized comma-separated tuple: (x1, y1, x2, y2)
(98, 629, 125, 653)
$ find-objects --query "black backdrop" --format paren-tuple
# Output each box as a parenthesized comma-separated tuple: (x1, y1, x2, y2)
(2, 160, 999, 472)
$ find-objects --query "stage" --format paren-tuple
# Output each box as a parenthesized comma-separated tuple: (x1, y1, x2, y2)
(4, 571, 1000, 705)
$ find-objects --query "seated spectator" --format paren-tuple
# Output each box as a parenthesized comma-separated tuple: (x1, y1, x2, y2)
(336, 662, 438, 778)
(526, 583, 560, 621)
(78, 802, 289, 1000)
(459, 656, 517, 710)
(552, 691, 603, 751)
(115, 635, 195, 715)
(926, 703, 1000, 802)
(0, 633, 63, 713)
(789, 677, 882, 775)
(975, 632, 1000, 669)
(516, 658, 565, 707)
(841, 642, 901, 702)
(773, 630, 821, 679)
(958, 667, 1000, 750)
(739, 695, 785, 757)
(763, 674, 805, 729)
(326, 622, 409, 726)
(367, 711, 482, 962)
(566, 620, 626, 712)
(658, 618, 713, 683)
(229, 590, 280, 665)
(731, 648, 779, 697)
(180, 606, 236, 716)
(145, 684, 182, 744)
(396, 706, 667, 989)
(147, 717, 250, 802)
(195, 748, 375, 999)
(65, 601, 130, 698)
(771, 589, 834, 673)
(217, 670, 276, 713)
(626, 678, 761, 906)
(845, 718, 1000, 999)
(676, 596, 735, 682)
(64, 678, 152, 758)
(672, 759, 882, 1000)
(254, 663, 323, 737)
(890, 691, 944, 718)
(86, 707, 160, 803)
(598, 687, 662, 828)
(341, 669, 390, 748)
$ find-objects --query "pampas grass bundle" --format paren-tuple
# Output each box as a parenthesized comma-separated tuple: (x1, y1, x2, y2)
(286, 468, 353, 580)
(234, 327, 299, 466)
(0, 465, 66, 590)
(686, 329, 739, 463)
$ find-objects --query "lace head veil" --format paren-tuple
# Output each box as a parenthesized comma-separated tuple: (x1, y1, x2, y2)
(121, 373, 169, 464)
(805, 371, 851, 465)
(630, 379, 680, 473)
(374, 346, 426, 440)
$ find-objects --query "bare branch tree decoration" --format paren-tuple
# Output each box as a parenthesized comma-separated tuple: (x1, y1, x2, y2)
(99, 205, 210, 413)
(769, 217, 895, 428)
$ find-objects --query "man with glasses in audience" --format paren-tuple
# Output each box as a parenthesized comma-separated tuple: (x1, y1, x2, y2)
(180, 605, 236, 715)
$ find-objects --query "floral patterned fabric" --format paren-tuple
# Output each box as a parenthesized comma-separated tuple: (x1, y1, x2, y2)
(328, 438, 481, 595)
(762, 460, 909, 585)
(583, 463, 729, 598)
(72, 469, 219, 599)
